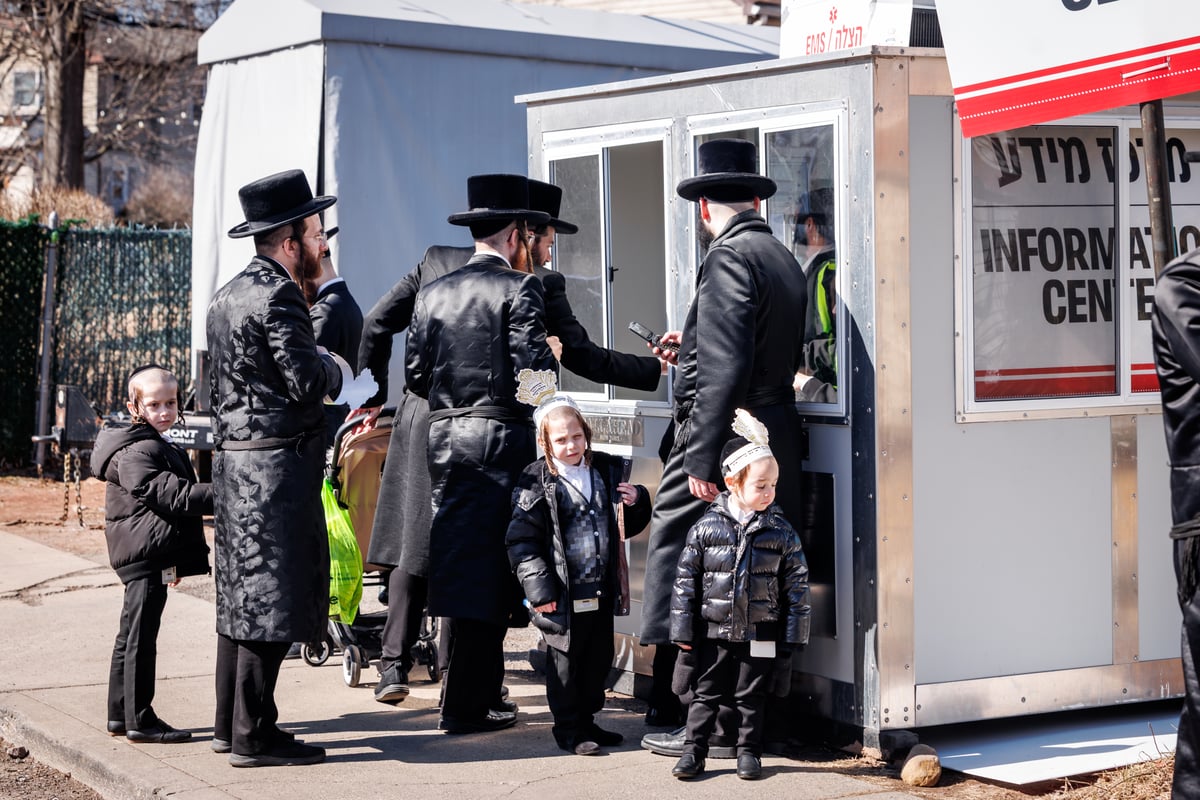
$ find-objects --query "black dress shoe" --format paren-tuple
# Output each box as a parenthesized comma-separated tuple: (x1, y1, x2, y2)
(586, 725, 624, 746)
(641, 726, 735, 759)
(737, 752, 763, 780)
(438, 709, 517, 734)
(672, 752, 705, 779)
(106, 721, 126, 736)
(492, 699, 518, 714)
(126, 721, 192, 744)
(229, 740, 325, 768)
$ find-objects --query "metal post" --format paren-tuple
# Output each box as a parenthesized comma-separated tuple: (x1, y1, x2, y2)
(1140, 100, 1175, 276)
(33, 210, 60, 471)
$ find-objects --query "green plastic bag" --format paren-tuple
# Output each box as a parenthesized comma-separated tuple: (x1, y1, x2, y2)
(322, 478, 362, 625)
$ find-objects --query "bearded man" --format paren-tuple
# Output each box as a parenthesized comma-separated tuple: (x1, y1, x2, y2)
(206, 169, 348, 767)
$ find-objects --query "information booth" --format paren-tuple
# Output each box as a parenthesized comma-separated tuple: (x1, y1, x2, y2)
(518, 48, 1200, 745)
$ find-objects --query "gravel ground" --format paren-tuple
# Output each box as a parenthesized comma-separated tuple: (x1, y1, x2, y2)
(0, 738, 102, 800)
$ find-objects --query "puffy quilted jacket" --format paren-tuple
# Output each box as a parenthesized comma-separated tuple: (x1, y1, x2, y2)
(669, 493, 810, 646)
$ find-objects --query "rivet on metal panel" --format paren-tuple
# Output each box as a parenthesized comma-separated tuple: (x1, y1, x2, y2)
(902, 494, 908, 501)
(899, 150, 905, 157)
(905, 664, 910, 670)
(1123, 687, 1128, 694)
(1021, 697, 1026, 703)
(882, 449, 888, 456)
(882, 536, 888, 543)
(904, 707, 909, 712)
(900, 236, 906, 242)
(916, 704, 922, 711)
(904, 716, 909, 722)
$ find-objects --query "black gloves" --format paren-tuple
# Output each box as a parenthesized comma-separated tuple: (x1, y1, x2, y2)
(671, 646, 698, 696)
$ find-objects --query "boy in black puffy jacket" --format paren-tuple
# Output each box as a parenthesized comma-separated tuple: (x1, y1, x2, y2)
(669, 410, 810, 781)
(91, 365, 211, 744)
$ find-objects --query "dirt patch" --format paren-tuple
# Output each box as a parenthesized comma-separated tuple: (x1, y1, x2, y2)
(0, 737, 102, 800)
(0, 474, 1180, 800)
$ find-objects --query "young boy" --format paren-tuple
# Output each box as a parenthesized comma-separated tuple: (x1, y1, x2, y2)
(669, 409, 810, 780)
(92, 364, 211, 743)
(507, 388, 652, 755)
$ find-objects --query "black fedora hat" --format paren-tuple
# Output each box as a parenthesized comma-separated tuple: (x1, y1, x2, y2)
(447, 174, 550, 227)
(528, 180, 579, 235)
(228, 169, 336, 239)
(676, 138, 777, 203)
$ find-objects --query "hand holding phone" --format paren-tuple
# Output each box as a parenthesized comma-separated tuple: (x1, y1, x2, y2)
(628, 321, 680, 353)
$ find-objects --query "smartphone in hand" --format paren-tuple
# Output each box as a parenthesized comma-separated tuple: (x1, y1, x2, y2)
(628, 321, 680, 353)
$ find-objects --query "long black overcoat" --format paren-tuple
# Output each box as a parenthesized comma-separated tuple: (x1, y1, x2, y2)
(640, 210, 809, 645)
(405, 254, 556, 626)
(206, 255, 342, 643)
(359, 247, 661, 574)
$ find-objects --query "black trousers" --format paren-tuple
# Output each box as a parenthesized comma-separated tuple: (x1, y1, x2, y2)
(684, 640, 770, 758)
(440, 617, 506, 721)
(379, 570, 428, 674)
(214, 634, 290, 754)
(108, 576, 168, 729)
(546, 605, 613, 749)
(1177, 538, 1200, 799)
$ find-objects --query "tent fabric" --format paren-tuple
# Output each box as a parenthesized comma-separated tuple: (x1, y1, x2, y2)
(191, 44, 325, 351)
(199, 0, 778, 69)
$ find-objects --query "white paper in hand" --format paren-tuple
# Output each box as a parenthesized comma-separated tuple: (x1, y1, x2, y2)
(323, 352, 379, 409)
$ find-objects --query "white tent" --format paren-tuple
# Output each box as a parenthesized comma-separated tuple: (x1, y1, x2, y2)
(192, 0, 778, 392)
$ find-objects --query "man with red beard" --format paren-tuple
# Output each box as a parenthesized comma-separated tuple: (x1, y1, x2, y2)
(404, 174, 556, 734)
(206, 169, 347, 767)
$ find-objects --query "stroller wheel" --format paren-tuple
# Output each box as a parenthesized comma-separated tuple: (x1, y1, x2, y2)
(426, 643, 440, 683)
(301, 636, 333, 667)
(343, 644, 363, 687)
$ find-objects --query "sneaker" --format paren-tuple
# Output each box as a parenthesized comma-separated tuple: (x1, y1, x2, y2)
(229, 741, 325, 768)
(373, 664, 410, 705)
(213, 728, 294, 754)
(574, 740, 600, 756)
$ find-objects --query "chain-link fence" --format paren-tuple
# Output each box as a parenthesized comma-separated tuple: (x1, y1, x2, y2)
(0, 222, 191, 469)
(0, 221, 52, 468)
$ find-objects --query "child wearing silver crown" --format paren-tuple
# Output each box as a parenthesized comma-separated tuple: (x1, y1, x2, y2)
(668, 409, 811, 781)
(506, 373, 652, 756)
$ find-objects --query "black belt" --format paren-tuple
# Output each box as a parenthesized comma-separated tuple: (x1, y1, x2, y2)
(216, 428, 321, 453)
(428, 405, 532, 426)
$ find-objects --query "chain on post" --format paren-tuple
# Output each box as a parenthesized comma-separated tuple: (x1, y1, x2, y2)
(73, 450, 85, 528)
(60, 450, 72, 523)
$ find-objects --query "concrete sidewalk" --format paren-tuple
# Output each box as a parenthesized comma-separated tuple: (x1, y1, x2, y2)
(0, 531, 918, 800)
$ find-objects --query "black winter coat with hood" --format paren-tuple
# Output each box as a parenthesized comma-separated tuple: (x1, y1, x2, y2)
(91, 422, 211, 584)
(669, 493, 810, 647)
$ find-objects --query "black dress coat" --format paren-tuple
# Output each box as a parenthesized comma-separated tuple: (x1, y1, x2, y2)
(405, 253, 556, 626)
(310, 277, 364, 446)
(359, 247, 661, 573)
(640, 210, 809, 646)
(206, 255, 342, 643)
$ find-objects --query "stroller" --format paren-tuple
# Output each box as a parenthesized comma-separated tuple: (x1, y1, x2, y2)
(299, 409, 441, 688)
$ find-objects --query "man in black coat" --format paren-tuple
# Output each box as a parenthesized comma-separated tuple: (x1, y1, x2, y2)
(640, 139, 808, 736)
(1152, 241, 1200, 800)
(308, 226, 364, 449)
(404, 173, 556, 734)
(206, 170, 345, 767)
(357, 180, 660, 706)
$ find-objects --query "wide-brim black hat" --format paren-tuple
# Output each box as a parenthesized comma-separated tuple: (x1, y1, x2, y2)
(447, 174, 551, 227)
(676, 138, 777, 202)
(528, 179, 578, 235)
(228, 169, 336, 239)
